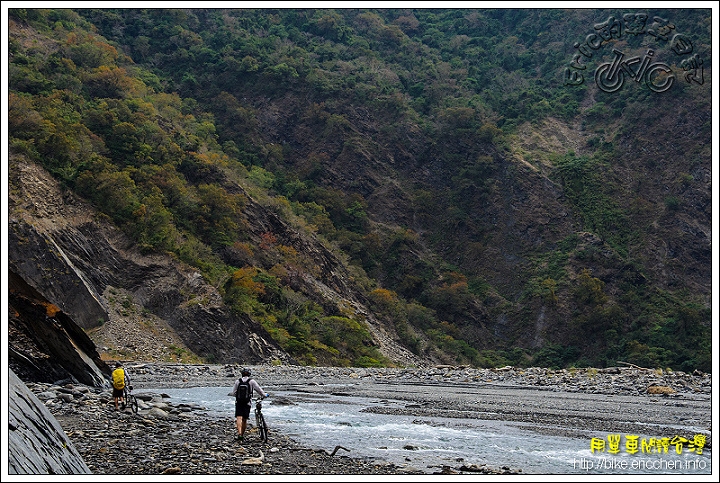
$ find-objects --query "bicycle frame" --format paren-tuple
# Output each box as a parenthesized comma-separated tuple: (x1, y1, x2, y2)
(254, 400, 268, 442)
(123, 384, 139, 413)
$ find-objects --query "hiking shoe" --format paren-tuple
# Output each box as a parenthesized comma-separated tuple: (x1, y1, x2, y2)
(121, 403, 126, 410)
(236, 435, 244, 442)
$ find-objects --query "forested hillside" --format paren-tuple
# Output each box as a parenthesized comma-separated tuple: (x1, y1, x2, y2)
(7, 8, 712, 371)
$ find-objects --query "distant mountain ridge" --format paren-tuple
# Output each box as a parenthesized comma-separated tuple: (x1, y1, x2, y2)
(7, 8, 712, 371)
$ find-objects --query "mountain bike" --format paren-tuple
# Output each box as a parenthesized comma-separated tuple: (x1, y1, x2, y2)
(254, 399, 268, 442)
(123, 384, 139, 414)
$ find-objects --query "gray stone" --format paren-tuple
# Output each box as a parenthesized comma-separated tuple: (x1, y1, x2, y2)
(147, 407, 170, 419)
(35, 391, 57, 400)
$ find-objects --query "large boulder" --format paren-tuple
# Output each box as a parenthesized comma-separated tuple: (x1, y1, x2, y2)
(7, 369, 91, 474)
(8, 270, 111, 387)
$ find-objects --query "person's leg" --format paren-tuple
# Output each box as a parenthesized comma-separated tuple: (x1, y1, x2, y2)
(241, 416, 248, 436)
(235, 404, 250, 440)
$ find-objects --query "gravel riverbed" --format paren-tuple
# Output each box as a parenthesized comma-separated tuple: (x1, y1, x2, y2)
(32, 363, 712, 476)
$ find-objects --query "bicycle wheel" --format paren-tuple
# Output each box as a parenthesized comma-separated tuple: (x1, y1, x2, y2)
(129, 394, 139, 414)
(255, 411, 268, 442)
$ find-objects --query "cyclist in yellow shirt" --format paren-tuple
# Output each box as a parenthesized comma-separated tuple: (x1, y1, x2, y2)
(111, 362, 128, 411)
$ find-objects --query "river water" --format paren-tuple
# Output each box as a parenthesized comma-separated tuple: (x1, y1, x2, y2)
(144, 384, 712, 475)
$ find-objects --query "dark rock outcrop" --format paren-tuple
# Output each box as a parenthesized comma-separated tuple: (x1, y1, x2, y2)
(8, 270, 110, 387)
(7, 217, 109, 331)
(7, 369, 91, 474)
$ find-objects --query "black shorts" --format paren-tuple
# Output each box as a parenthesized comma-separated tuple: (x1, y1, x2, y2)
(112, 387, 124, 398)
(235, 401, 251, 419)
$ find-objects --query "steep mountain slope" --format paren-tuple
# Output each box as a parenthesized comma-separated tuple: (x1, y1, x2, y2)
(8, 154, 425, 367)
(6, 8, 712, 371)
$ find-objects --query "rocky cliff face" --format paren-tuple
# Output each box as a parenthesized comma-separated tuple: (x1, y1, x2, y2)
(8, 155, 424, 370)
(7, 369, 91, 474)
(8, 268, 110, 387)
(8, 156, 288, 366)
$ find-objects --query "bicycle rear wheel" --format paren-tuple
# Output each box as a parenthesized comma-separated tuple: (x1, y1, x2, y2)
(121, 388, 129, 410)
(255, 411, 268, 442)
(129, 394, 139, 414)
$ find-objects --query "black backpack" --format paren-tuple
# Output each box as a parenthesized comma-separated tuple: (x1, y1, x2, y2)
(236, 378, 253, 404)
